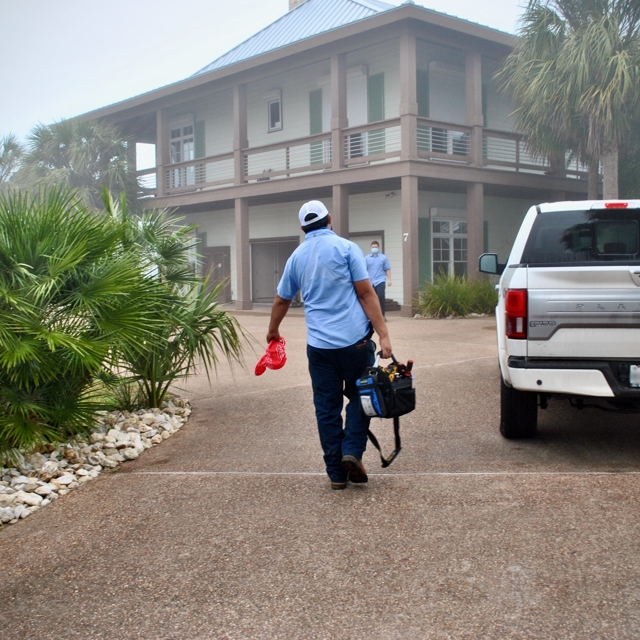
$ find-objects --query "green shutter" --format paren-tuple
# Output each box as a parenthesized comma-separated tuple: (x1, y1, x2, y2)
(417, 69, 430, 117)
(367, 73, 385, 122)
(367, 73, 385, 155)
(195, 120, 206, 183)
(309, 89, 323, 165)
(419, 217, 432, 284)
(309, 89, 323, 134)
(195, 121, 205, 158)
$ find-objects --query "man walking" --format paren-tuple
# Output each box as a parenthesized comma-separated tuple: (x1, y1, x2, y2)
(365, 241, 391, 319)
(267, 201, 392, 490)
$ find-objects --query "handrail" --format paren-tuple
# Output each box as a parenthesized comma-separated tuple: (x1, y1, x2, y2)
(482, 128, 524, 140)
(163, 151, 234, 171)
(342, 118, 401, 137)
(243, 132, 331, 157)
(416, 117, 472, 134)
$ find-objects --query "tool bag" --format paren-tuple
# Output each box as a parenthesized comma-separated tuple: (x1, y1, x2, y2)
(356, 353, 416, 467)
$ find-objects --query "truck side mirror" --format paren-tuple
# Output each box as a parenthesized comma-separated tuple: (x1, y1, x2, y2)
(479, 253, 505, 275)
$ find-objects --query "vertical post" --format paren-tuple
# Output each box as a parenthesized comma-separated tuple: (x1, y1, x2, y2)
(331, 53, 347, 171)
(332, 184, 349, 238)
(234, 84, 248, 184)
(465, 51, 484, 167)
(401, 175, 419, 317)
(156, 109, 170, 197)
(400, 33, 418, 162)
(235, 197, 252, 310)
(467, 183, 484, 280)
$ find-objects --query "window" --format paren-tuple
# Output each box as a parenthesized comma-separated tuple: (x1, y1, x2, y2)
(521, 210, 640, 265)
(169, 117, 195, 188)
(432, 219, 468, 278)
(267, 90, 282, 132)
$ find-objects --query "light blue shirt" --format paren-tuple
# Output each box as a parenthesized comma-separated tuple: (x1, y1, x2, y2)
(277, 228, 370, 349)
(365, 252, 391, 287)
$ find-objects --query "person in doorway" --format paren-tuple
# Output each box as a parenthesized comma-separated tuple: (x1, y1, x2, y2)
(365, 241, 392, 319)
(267, 200, 392, 490)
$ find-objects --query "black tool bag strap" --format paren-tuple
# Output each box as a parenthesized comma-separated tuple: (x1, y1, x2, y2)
(367, 415, 401, 468)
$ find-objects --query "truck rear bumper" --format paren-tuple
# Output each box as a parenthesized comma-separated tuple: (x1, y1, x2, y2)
(507, 357, 640, 398)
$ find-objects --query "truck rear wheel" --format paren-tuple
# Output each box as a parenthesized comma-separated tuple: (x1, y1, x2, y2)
(500, 377, 538, 438)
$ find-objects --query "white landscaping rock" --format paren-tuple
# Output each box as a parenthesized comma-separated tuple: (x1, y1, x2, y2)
(16, 491, 43, 506)
(35, 483, 56, 496)
(0, 507, 15, 523)
(0, 397, 190, 527)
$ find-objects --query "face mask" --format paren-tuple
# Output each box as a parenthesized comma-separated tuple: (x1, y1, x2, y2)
(371, 247, 379, 254)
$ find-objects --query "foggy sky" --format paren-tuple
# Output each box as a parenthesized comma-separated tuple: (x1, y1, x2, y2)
(1, 0, 526, 142)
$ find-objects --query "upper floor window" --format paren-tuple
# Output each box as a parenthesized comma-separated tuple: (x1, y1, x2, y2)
(266, 90, 282, 132)
(169, 116, 195, 188)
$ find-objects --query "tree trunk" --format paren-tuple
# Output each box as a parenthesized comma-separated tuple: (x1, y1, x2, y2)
(602, 148, 619, 200)
(588, 162, 599, 200)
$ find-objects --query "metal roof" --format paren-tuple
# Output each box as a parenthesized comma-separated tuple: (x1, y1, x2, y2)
(193, 0, 395, 76)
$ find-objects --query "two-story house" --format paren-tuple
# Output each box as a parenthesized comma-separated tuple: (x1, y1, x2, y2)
(83, 0, 592, 314)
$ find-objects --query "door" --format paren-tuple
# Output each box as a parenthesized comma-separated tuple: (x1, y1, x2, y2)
(201, 246, 231, 303)
(349, 233, 384, 260)
(251, 239, 299, 302)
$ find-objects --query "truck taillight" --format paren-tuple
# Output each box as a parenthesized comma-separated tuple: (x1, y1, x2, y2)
(505, 289, 527, 339)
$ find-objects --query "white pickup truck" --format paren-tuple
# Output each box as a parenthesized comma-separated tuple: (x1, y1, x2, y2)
(479, 199, 640, 438)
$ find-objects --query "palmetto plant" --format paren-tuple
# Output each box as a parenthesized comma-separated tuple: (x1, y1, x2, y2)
(498, 0, 640, 198)
(0, 187, 167, 459)
(101, 189, 245, 408)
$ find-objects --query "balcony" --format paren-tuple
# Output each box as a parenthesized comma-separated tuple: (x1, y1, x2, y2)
(137, 117, 591, 199)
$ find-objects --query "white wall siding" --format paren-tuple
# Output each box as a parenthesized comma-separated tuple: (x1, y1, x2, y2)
(246, 59, 331, 150)
(349, 191, 403, 303)
(484, 195, 539, 262)
(168, 89, 234, 156)
(346, 39, 401, 120)
(183, 209, 237, 297)
(483, 58, 513, 132)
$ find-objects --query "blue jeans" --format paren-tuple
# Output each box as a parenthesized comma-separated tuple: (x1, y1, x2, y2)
(374, 282, 386, 317)
(307, 336, 376, 482)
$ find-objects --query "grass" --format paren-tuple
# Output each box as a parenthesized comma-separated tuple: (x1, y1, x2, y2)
(417, 274, 499, 318)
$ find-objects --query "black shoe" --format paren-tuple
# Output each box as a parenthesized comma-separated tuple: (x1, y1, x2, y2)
(342, 455, 368, 483)
(331, 480, 348, 490)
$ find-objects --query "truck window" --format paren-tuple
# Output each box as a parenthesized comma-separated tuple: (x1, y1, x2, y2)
(521, 209, 640, 265)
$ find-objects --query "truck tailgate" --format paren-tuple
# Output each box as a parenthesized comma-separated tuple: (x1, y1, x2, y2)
(527, 267, 640, 358)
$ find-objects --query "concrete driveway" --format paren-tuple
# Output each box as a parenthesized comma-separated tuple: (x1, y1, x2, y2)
(1, 312, 640, 639)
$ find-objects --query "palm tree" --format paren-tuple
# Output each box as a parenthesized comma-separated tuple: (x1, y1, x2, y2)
(15, 119, 140, 210)
(0, 133, 23, 186)
(498, 0, 640, 199)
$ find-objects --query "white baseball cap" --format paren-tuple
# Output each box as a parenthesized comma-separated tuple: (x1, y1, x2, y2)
(299, 200, 329, 226)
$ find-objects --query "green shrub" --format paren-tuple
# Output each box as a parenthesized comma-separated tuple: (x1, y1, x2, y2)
(417, 274, 498, 318)
(0, 186, 246, 460)
(102, 190, 245, 409)
(0, 187, 167, 459)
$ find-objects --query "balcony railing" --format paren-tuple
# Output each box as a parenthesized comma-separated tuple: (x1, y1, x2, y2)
(154, 151, 236, 195)
(244, 132, 332, 182)
(483, 129, 594, 179)
(139, 118, 594, 199)
(342, 119, 401, 165)
(483, 130, 549, 174)
(417, 118, 471, 163)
